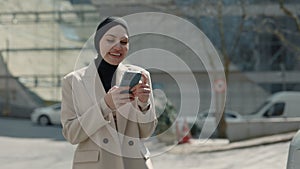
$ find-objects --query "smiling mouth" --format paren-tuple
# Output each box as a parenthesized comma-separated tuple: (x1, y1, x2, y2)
(109, 52, 122, 57)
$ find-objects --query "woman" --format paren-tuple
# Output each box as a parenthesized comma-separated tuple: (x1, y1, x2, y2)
(61, 17, 157, 169)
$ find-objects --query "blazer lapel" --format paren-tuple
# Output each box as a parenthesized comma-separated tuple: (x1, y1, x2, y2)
(81, 61, 131, 144)
(81, 61, 106, 104)
(81, 61, 126, 103)
(81, 61, 122, 144)
(115, 63, 130, 143)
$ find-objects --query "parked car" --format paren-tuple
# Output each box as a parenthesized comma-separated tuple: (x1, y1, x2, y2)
(31, 103, 61, 126)
(194, 109, 243, 138)
(198, 110, 243, 120)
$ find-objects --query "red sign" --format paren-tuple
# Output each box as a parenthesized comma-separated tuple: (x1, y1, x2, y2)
(214, 79, 226, 93)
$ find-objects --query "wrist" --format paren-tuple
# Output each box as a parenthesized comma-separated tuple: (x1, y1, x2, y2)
(104, 94, 116, 110)
(138, 96, 149, 103)
(137, 99, 150, 112)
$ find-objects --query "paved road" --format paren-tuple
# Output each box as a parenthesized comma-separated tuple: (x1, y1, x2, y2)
(0, 117, 290, 169)
(0, 117, 64, 141)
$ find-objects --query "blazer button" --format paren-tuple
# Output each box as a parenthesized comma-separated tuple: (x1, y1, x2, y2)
(128, 140, 134, 146)
(103, 138, 109, 144)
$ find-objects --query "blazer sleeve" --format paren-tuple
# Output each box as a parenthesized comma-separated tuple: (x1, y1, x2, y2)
(137, 106, 157, 139)
(60, 75, 110, 145)
(136, 71, 158, 139)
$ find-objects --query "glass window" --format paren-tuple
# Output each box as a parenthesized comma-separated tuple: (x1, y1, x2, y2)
(53, 104, 61, 110)
(225, 113, 237, 118)
(263, 102, 285, 117)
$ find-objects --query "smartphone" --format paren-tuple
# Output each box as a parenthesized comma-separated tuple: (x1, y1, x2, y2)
(120, 70, 142, 93)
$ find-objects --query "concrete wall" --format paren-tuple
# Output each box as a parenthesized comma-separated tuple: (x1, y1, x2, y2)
(227, 118, 300, 142)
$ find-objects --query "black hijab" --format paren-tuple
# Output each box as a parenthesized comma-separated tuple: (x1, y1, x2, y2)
(94, 17, 128, 92)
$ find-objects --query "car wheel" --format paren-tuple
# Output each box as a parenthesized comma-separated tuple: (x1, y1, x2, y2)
(38, 115, 51, 126)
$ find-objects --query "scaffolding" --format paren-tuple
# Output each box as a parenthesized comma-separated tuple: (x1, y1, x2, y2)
(0, 9, 99, 24)
(0, 1, 100, 103)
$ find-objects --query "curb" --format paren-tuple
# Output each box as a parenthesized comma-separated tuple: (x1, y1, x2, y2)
(167, 132, 296, 154)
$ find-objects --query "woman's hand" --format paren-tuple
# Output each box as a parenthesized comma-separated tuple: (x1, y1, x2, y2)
(131, 73, 151, 103)
(104, 86, 134, 110)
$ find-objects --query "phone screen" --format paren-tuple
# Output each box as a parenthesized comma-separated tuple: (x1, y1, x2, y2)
(120, 71, 142, 93)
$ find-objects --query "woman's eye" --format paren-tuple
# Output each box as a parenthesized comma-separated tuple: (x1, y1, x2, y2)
(120, 40, 128, 45)
(107, 39, 115, 43)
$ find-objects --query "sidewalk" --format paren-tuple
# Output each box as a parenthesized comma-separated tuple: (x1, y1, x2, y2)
(160, 132, 296, 154)
(0, 134, 290, 169)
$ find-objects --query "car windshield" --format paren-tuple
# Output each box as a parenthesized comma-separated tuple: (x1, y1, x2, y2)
(51, 103, 61, 110)
(250, 101, 270, 115)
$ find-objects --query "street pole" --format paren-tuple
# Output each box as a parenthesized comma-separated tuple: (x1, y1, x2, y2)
(4, 39, 10, 116)
(280, 63, 286, 91)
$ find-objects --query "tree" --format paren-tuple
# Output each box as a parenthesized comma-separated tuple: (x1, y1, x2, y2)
(277, 0, 300, 53)
(214, 0, 247, 138)
(154, 100, 177, 135)
(128, 0, 300, 138)
(154, 93, 178, 144)
(251, 0, 300, 67)
(173, 0, 248, 138)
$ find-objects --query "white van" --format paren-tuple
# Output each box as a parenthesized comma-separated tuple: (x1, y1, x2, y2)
(227, 91, 300, 141)
(247, 91, 300, 118)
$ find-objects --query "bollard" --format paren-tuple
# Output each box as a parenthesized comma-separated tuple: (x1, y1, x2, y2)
(287, 130, 300, 169)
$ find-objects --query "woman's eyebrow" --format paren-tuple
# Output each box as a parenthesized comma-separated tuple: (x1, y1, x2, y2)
(105, 34, 117, 38)
(105, 34, 128, 39)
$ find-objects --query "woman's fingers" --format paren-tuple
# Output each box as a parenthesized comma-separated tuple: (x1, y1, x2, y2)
(141, 73, 148, 85)
(118, 93, 134, 100)
(118, 98, 134, 105)
(131, 73, 148, 91)
(107, 80, 151, 109)
(131, 83, 150, 103)
(116, 86, 131, 93)
(108, 85, 119, 92)
(131, 84, 150, 95)
(109, 86, 131, 95)
(106, 86, 135, 109)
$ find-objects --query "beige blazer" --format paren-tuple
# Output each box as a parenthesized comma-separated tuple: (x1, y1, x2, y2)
(61, 61, 157, 169)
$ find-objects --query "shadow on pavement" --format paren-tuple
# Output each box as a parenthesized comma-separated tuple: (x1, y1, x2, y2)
(0, 117, 65, 141)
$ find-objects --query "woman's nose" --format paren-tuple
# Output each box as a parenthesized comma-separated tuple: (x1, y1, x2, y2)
(113, 42, 122, 50)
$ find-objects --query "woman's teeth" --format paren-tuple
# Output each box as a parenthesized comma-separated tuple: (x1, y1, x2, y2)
(110, 52, 121, 56)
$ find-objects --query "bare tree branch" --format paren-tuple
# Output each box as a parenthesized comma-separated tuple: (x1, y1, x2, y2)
(279, 0, 300, 32)
(253, 19, 300, 53)
(229, 0, 247, 55)
(217, 0, 228, 59)
(272, 29, 300, 53)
